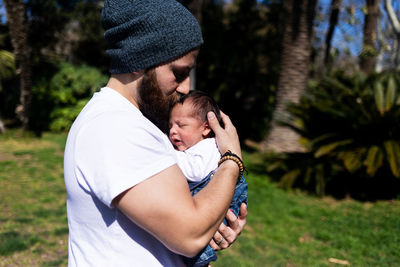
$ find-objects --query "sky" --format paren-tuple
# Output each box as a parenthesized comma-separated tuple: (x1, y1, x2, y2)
(0, 1, 5, 24)
(315, 0, 364, 56)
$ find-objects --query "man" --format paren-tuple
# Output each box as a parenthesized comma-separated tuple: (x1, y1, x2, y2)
(64, 0, 247, 266)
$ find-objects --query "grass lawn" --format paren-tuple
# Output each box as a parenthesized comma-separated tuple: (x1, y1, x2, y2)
(1, 131, 399, 266)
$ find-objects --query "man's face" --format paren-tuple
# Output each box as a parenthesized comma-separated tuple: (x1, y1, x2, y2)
(154, 49, 199, 96)
(168, 101, 210, 151)
(138, 49, 199, 133)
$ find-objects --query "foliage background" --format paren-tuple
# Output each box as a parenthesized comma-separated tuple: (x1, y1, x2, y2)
(1, 0, 400, 265)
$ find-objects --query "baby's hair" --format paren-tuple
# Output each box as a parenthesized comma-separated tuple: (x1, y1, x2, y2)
(178, 90, 224, 137)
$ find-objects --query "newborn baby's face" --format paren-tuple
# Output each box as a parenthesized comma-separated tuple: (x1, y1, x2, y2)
(168, 102, 208, 151)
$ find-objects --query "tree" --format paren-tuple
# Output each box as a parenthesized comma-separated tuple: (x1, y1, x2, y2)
(0, 50, 15, 88)
(262, 0, 318, 153)
(3, 0, 32, 131)
(194, 0, 282, 142)
(381, 0, 400, 70)
(324, 0, 343, 66)
(360, 0, 380, 73)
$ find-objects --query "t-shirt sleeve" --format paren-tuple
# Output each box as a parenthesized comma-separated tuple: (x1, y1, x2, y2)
(74, 112, 176, 207)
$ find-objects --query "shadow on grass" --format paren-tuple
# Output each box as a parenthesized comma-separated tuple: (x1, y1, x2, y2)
(0, 231, 39, 256)
(14, 217, 34, 223)
(43, 258, 67, 267)
(33, 206, 66, 219)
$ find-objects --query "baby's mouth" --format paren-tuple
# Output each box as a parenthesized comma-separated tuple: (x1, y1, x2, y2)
(171, 137, 182, 147)
(174, 140, 182, 146)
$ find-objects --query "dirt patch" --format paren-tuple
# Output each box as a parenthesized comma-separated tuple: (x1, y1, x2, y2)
(0, 151, 16, 162)
(0, 139, 56, 152)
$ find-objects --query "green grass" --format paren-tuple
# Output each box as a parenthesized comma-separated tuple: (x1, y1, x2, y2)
(0, 130, 68, 266)
(214, 153, 400, 266)
(1, 130, 399, 266)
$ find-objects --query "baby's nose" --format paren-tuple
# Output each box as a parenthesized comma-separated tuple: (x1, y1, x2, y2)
(169, 125, 177, 135)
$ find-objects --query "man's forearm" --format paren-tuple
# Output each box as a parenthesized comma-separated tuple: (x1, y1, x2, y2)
(189, 160, 239, 242)
(115, 162, 239, 257)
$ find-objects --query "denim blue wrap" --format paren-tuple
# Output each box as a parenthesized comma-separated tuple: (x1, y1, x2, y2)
(184, 172, 248, 267)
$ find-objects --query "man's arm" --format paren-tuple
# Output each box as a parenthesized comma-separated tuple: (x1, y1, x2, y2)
(115, 111, 242, 257)
(115, 161, 238, 257)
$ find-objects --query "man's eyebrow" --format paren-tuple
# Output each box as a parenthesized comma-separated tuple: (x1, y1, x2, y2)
(171, 64, 194, 72)
(171, 62, 195, 70)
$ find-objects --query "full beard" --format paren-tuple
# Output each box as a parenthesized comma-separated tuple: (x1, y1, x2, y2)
(138, 69, 181, 133)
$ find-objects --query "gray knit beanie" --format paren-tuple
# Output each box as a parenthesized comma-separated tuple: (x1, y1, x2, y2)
(101, 0, 203, 74)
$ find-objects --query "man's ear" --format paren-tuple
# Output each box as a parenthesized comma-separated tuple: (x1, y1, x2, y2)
(132, 70, 145, 80)
(202, 122, 212, 137)
(132, 70, 145, 76)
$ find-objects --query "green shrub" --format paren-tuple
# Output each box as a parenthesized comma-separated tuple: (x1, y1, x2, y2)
(49, 99, 88, 132)
(269, 71, 400, 199)
(31, 62, 107, 132)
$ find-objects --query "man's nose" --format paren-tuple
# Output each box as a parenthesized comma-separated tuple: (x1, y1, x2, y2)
(176, 76, 191, 95)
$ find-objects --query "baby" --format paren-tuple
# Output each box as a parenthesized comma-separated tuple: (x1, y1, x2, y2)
(169, 90, 248, 267)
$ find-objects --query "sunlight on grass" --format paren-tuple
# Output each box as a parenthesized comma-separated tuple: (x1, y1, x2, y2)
(0, 130, 68, 266)
(1, 131, 399, 266)
(214, 153, 400, 266)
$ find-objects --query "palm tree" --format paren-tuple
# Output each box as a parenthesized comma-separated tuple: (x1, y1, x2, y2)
(3, 0, 32, 131)
(0, 49, 15, 85)
(262, 0, 318, 153)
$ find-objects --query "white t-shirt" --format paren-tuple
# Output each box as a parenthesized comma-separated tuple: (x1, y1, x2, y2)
(64, 87, 184, 267)
(174, 138, 220, 182)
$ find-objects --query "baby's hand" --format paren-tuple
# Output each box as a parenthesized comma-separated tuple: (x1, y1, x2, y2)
(207, 111, 241, 159)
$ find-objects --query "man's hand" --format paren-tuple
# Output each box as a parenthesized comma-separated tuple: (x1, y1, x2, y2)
(209, 203, 247, 250)
(207, 111, 241, 158)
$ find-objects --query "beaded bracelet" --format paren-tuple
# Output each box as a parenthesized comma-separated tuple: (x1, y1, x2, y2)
(218, 150, 247, 177)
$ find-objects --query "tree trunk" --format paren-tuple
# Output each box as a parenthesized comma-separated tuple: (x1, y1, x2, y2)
(0, 118, 5, 133)
(384, 0, 400, 70)
(360, 0, 380, 73)
(324, 0, 343, 66)
(3, 0, 32, 131)
(262, 0, 317, 153)
(375, 9, 386, 73)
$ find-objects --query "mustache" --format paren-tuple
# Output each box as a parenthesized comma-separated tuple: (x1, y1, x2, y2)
(138, 70, 183, 133)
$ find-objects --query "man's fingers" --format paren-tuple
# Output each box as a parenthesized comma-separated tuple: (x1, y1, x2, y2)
(210, 232, 224, 251)
(207, 111, 222, 135)
(219, 238, 229, 249)
(219, 221, 235, 244)
(238, 203, 247, 230)
(219, 111, 233, 129)
(225, 209, 240, 234)
(239, 203, 248, 220)
(209, 239, 221, 251)
(213, 205, 248, 251)
(215, 230, 230, 249)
